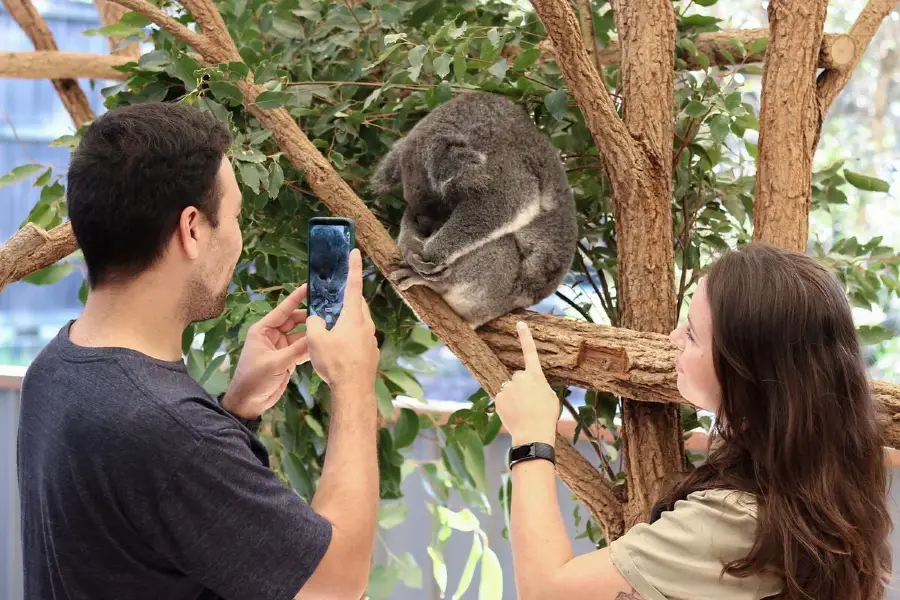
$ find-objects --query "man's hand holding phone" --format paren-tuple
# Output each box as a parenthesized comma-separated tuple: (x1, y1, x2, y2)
(306, 248, 379, 395)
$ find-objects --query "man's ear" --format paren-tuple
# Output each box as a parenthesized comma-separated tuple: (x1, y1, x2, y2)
(176, 206, 203, 260)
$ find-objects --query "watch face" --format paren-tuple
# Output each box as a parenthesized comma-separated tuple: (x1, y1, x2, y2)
(509, 444, 536, 462)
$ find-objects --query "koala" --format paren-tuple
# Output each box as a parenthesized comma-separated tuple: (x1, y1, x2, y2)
(371, 92, 578, 328)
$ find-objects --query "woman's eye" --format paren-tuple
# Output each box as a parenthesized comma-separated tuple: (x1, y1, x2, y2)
(686, 328, 695, 342)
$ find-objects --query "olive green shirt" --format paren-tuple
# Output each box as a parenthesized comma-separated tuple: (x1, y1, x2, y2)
(609, 489, 784, 599)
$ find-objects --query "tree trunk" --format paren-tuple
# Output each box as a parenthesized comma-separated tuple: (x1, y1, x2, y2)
(611, 0, 685, 529)
(754, 0, 899, 250)
(752, 0, 828, 251)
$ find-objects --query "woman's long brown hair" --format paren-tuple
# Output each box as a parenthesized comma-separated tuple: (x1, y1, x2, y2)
(652, 242, 892, 599)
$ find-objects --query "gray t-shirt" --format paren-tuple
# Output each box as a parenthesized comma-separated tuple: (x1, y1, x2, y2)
(17, 322, 332, 600)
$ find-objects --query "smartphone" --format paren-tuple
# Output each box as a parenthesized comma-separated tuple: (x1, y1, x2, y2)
(307, 217, 356, 330)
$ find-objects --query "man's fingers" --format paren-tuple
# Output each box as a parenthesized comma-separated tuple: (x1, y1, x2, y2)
(517, 321, 542, 374)
(257, 284, 308, 328)
(278, 309, 307, 334)
(306, 315, 327, 338)
(272, 336, 310, 368)
(286, 331, 306, 346)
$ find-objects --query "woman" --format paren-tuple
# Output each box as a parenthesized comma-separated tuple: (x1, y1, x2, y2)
(495, 242, 891, 600)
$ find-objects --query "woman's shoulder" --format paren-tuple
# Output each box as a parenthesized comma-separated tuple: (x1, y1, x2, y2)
(682, 487, 760, 519)
(609, 488, 783, 599)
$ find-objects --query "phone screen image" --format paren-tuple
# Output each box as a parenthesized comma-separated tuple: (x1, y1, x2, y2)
(308, 221, 353, 330)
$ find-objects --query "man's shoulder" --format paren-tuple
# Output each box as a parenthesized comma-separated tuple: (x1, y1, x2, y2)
(21, 333, 239, 450)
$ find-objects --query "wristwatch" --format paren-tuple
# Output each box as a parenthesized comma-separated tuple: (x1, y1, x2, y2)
(508, 442, 555, 469)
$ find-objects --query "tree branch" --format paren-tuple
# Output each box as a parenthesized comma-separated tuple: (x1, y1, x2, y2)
(0, 51, 131, 80)
(542, 30, 855, 70)
(93, 0, 142, 59)
(2, 0, 95, 126)
(752, 0, 829, 252)
(575, 0, 601, 74)
(0, 223, 78, 290)
(816, 0, 900, 123)
(528, 0, 638, 183)
(106, 0, 217, 61)
(480, 311, 900, 450)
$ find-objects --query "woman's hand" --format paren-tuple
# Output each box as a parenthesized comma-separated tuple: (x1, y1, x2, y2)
(494, 321, 560, 447)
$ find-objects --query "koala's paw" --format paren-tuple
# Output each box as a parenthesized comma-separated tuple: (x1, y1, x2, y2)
(407, 252, 449, 277)
(388, 265, 425, 291)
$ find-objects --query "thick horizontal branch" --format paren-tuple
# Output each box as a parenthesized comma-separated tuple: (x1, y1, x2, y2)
(0, 223, 78, 290)
(481, 311, 900, 449)
(578, 29, 854, 70)
(0, 51, 131, 80)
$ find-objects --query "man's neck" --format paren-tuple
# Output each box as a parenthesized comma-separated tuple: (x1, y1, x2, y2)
(69, 273, 187, 362)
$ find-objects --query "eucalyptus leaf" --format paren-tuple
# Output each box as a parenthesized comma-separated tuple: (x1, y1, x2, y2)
(452, 534, 483, 600)
(844, 170, 890, 193)
(427, 546, 448, 595)
(393, 408, 420, 449)
(544, 89, 568, 121)
(478, 546, 503, 599)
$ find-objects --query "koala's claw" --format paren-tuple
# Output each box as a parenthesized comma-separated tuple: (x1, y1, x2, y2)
(408, 253, 448, 277)
(389, 266, 426, 291)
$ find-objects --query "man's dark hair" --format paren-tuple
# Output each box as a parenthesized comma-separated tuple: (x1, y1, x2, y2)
(67, 101, 233, 287)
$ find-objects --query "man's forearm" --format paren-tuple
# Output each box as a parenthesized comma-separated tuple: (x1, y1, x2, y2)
(510, 459, 575, 600)
(311, 383, 379, 570)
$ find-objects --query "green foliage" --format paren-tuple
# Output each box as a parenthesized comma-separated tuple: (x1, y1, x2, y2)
(4, 0, 897, 596)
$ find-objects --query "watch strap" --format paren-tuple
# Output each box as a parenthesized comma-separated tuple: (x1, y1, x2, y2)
(508, 442, 555, 469)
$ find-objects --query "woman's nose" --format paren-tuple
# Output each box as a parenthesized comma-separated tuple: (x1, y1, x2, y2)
(669, 327, 683, 349)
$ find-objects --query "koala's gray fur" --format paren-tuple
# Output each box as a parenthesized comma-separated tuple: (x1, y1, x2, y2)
(371, 92, 578, 328)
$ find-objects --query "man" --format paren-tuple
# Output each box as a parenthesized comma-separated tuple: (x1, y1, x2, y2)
(16, 102, 380, 600)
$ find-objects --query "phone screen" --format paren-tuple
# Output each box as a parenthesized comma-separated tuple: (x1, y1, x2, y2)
(308, 222, 353, 330)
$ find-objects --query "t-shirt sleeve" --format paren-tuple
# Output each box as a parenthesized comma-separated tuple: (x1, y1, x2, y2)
(150, 426, 333, 600)
(608, 489, 783, 600)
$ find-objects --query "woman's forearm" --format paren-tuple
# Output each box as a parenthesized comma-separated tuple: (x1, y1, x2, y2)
(510, 457, 575, 600)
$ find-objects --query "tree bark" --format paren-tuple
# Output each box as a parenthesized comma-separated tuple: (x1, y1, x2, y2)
(870, 44, 898, 151)
(2, 0, 95, 127)
(0, 223, 78, 290)
(542, 30, 855, 70)
(575, 0, 601, 73)
(752, 0, 828, 252)
(609, 0, 684, 529)
(0, 51, 130, 80)
(93, 0, 142, 59)
(480, 311, 900, 449)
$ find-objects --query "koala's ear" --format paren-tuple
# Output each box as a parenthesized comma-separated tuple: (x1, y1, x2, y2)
(371, 138, 405, 194)
(424, 134, 487, 195)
